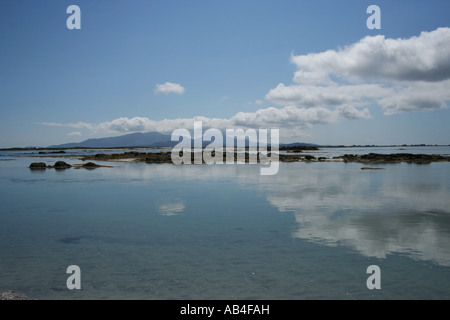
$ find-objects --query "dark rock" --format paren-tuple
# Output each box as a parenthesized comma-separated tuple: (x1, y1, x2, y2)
(279, 154, 302, 162)
(145, 152, 172, 163)
(94, 153, 109, 159)
(82, 162, 100, 169)
(29, 161, 73, 170)
(29, 162, 47, 169)
(123, 151, 142, 157)
(54, 161, 72, 169)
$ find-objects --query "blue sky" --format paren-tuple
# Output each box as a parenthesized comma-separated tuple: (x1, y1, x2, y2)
(0, 0, 449, 147)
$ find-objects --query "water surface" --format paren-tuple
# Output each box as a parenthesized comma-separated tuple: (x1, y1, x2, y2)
(0, 147, 449, 299)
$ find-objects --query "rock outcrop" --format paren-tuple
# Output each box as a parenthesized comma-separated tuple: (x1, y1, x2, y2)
(82, 162, 101, 169)
(29, 162, 47, 169)
(334, 153, 450, 164)
(54, 161, 72, 169)
(0, 290, 35, 300)
(29, 161, 72, 169)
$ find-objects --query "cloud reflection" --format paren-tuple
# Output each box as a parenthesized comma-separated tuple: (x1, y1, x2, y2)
(96, 160, 450, 266)
(266, 163, 450, 266)
(158, 200, 185, 216)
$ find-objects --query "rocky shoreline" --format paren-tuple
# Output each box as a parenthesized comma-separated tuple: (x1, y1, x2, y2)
(79, 151, 333, 163)
(28, 150, 450, 169)
(333, 153, 450, 164)
(81, 150, 450, 164)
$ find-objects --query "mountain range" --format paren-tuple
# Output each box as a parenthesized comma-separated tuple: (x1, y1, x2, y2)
(48, 131, 317, 148)
(48, 132, 177, 148)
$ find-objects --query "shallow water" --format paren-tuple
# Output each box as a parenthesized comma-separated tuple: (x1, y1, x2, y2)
(0, 147, 449, 299)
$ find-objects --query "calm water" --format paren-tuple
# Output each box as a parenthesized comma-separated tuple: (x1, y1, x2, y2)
(0, 146, 450, 299)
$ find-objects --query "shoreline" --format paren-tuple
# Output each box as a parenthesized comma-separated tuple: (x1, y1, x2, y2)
(26, 150, 450, 168)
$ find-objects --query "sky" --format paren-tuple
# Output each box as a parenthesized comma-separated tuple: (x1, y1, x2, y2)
(0, 0, 449, 147)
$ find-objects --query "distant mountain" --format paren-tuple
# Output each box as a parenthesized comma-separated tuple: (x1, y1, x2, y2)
(48, 132, 178, 148)
(48, 131, 318, 149)
(279, 142, 319, 147)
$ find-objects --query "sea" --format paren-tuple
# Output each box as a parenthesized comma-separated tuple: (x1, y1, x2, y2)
(0, 145, 449, 300)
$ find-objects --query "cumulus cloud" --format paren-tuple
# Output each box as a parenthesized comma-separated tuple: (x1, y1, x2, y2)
(68, 131, 82, 136)
(154, 82, 185, 95)
(39, 105, 345, 140)
(39, 105, 368, 142)
(379, 80, 450, 115)
(267, 83, 391, 108)
(267, 27, 450, 115)
(336, 105, 371, 120)
(40, 104, 371, 141)
(291, 28, 450, 83)
(230, 106, 339, 128)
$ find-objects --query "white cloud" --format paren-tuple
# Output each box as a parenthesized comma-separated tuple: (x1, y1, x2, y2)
(336, 105, 371, 120)
(266, 83, 391, 108)
(39, 105, 353, 141)
(154, 82, 185, 95)
(230, 106, 339, 128)
(267, 27, 450, 115)
(378, 80, 450, 115)
(291, 27, 450, 84)
(68, 131, 82, 136)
